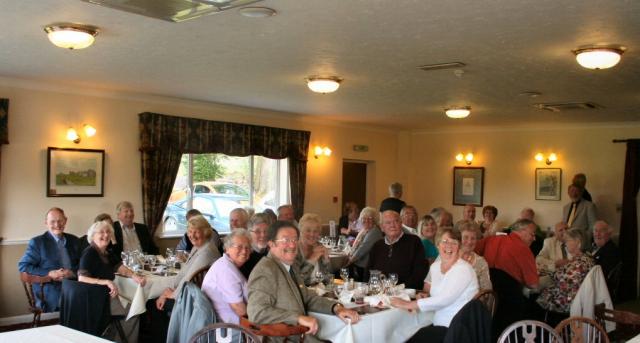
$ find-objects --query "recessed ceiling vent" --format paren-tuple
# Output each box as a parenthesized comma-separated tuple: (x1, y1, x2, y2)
(533, 102, 603, 112)
(81, 0, 262, 22)
(417, 62, 466, 71)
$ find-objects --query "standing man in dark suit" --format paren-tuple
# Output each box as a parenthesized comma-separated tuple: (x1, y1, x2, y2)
(379, 182, 406, 213)
(18, 207, 81, 312)
(562, 184, 597, 248)
(113, 201, 158, 255)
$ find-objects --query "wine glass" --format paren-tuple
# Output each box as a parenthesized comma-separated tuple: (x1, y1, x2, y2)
(166, 248, 174, 258)
(340, 268, 349, 282)
(314, 271, 325, 285)
(120, 251, 128, 267)
(388, 273, 398, 287)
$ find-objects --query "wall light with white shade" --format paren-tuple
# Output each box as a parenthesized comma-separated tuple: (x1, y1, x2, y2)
(455, 152, 474, 165)
(535, 152, 557, 165)
(314, 146, 332, 159)
(66, 124, 97, 144)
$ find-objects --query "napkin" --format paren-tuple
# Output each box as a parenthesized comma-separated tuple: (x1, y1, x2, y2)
(364, 292, 410, 307)
(339, 289, 354, 304)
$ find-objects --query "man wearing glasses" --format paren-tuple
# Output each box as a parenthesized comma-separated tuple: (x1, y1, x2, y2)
(239, 213, 271, 278)
(248, 221, 360, 342)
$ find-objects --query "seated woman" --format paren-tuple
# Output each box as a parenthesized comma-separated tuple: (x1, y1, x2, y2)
(391, 228, 478, 343)
(202, 229, 251, 325)
(418, 214, 439, 264)
(346, 206, 383, 281)
(296, 213, 330, 285)
(339, 201, 360, 237)
(458, 221, 492, 290)
(479, 205, 499, 237)
(149, 215, 221, 342)
(536, 229, 594, 323)
(77, 220, 146, 342)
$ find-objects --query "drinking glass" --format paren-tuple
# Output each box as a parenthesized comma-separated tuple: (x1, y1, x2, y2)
(314, 271, 325, 285)
(340, 268, 349, 282)
(388, 273, 398, 287)
(166, 248, 174, 258)
(120, 251, 128, 267)
(333, 284, 344, 299)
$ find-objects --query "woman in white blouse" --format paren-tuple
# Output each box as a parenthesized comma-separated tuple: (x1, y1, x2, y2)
(391, 228, 478, 343)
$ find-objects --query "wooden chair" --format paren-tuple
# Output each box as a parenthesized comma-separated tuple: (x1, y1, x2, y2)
(555, 316, 609, 343)
(240, 316, 309, 343)
(498, 320, 563, 343)
(189, 266, 211, 288)
(189, 323, 261, 343)
(20, 272, 53, 327)
(594, 303, 640, 342)
(474, 289, 498, 318)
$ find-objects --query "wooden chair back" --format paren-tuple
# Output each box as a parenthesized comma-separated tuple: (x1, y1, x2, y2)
(594, 303, 640, 341)
(189, 266, 211, 289)
(474, 289, 498, 318)
(20, 272, 52, 327)
(498, 320, 563, 343)
(240, 316, 308, 343)
(189, 323, 261, 343)
(555, 316, 609, 343)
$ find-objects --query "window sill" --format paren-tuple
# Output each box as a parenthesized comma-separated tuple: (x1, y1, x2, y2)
(156, 232, 184, 239)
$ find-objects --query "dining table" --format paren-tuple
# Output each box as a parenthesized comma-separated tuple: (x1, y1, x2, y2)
(114, 270, 178, 320)
(311, 303, 433, 343)
(0, 325, 112, 343)
(328, 251, 349, 272)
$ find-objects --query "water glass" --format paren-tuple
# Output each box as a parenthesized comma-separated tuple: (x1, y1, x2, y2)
(340, 267, 349, 282)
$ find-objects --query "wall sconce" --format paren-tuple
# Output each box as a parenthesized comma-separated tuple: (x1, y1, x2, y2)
(535, 152, 557, 165)
(314, 146, 332, 159)
(455, 152, 474, 165)
(66, 124, 97, 144)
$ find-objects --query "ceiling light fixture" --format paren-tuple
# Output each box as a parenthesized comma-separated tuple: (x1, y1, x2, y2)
(445, 107, 471, 119)
(306, 76, 342, 94)
(44, 24, 99, 50)
(573, 45, 626, 70)
(238, 6, 276, 18)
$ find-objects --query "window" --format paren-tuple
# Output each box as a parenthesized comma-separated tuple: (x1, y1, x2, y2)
(161, 153, 289, 236)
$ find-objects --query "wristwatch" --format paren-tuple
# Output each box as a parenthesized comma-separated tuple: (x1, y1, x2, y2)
(332, 302, 345, 314)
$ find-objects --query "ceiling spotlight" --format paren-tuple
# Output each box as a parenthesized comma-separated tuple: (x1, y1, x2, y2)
(306, 76, 342, 94)
(445, 107, 471, 119)
(44, 24, 99, 50)
(573, 45, 626, 70)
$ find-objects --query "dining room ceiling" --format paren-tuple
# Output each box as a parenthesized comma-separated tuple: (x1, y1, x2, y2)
(0, 0, 639, 130)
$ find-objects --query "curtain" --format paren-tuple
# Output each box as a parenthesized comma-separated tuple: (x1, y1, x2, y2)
(0, 98, 9, 187)
(139, 112, 311, 235)
(618, 139, 640, 302)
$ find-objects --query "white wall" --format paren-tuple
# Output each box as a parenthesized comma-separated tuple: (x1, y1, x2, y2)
(403, 125, 640, 232)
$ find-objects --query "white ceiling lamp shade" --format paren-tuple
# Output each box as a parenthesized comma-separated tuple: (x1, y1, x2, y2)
(573, 46, 626, 70)
(44, 24, 99, 50)
(445, 106, 471, 119)
(306, 76, 342, 94)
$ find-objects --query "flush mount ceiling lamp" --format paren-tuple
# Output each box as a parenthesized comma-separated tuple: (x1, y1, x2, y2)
(306, 76, 342, 94)
(445, 106, 471, 119)
(44, 24, 99, 50)
(238, 6, 276, 18)
(573, 45, 626, 70)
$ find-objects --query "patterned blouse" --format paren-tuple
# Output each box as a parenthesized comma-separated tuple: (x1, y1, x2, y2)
(470, 252, 492, 291)
(536, 254, 594, 313)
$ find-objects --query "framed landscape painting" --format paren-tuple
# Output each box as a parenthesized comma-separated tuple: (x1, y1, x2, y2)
(453, 167, 484, 206)
(535, 168, 561, 201)
(47, 147, 105, 197)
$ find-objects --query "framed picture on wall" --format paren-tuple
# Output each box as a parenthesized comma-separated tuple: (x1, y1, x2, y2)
(535, 168, 562, 201)
(452, 167, 485, 206)
(47, 147, 105, 197)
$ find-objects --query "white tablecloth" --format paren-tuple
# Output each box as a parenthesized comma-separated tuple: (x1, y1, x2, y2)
(0, 325, 112, 343)
(115, 273, 177, 320)
(311, 306, 433, 343)
(628, 333, 640, 343)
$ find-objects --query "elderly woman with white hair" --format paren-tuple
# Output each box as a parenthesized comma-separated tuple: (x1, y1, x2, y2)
(347, 206, 384, 281)
(202, 229, 252, 325)
(296, 213, 330, 285)
(78, 220, 146, 342)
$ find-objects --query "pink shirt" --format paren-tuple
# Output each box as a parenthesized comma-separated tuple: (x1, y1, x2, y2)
(201, 253, 248, 324)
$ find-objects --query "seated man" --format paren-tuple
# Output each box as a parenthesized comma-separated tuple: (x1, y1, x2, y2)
(368, 210, 428, 289)
(400, 205, 419, 235)
(176, 209, 222, 253)
(277, 204, 297, 225)
(536, 222, 570, 275)
(592, 220, 621, 292)
(247, 221, 360, 343)
(239, 213, 271, 279)
(504, 207, 545, 255)
(18, 207, 81, 312)
(113, 201, 158, 256)
(476, 218, 538, 336)
(230, 207, 250, 230)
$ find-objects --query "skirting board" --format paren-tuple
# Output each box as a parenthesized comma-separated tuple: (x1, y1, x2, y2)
(0, 312, 59, 326)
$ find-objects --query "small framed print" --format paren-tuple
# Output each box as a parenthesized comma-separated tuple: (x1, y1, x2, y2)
(47, 147, 105, 197)
(453, 167, 485, 206)
(535, 168, 562, 201)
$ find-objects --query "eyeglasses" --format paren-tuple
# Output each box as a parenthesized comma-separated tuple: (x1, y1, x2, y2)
(250, 229, 267, 235)
(439, 239, 460, 246)
(274, 237, 299, 245)
(230, 244, 252, 250)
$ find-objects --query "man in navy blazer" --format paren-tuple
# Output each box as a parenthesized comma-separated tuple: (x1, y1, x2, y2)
(18, 207, 81, 312)
(112, 201, 158, 256)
